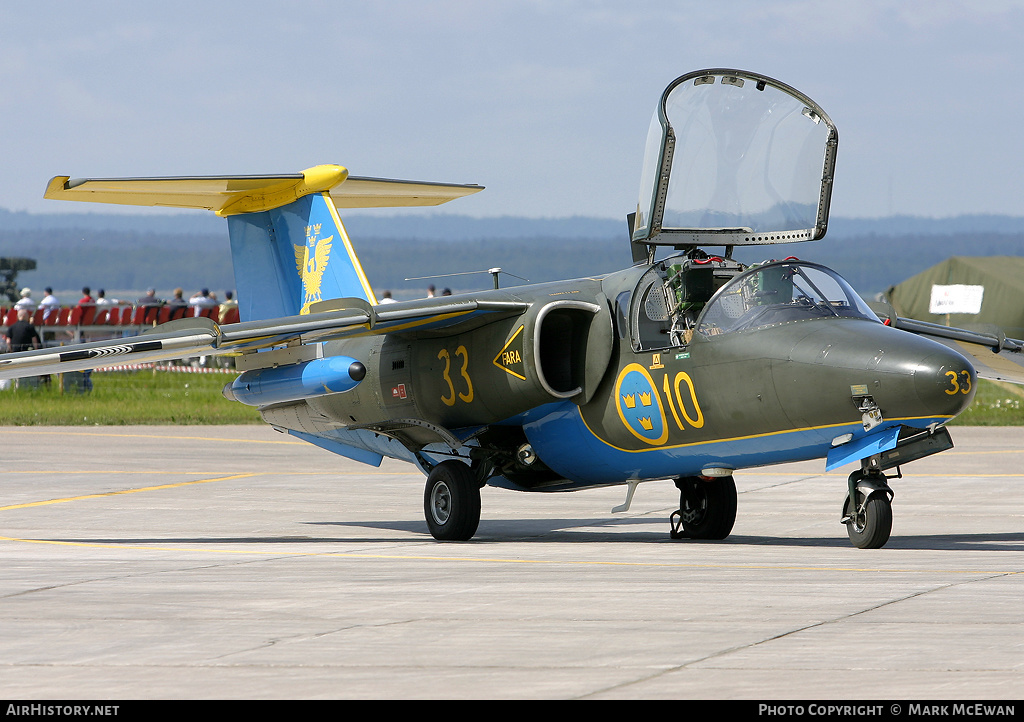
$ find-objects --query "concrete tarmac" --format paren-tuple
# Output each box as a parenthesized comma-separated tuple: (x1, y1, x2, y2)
(1, 425, 1021, 700)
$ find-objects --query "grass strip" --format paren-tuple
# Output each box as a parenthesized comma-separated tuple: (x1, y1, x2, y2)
(0, 369, 262, 425)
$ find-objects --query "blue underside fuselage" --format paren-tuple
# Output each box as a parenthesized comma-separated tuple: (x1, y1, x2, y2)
(500, 401, 946, 491)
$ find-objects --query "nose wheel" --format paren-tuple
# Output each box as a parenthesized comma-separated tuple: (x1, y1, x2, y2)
(842, 470, 893, 549)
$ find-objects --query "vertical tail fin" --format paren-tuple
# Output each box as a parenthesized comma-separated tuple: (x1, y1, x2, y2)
(227, 192, 376, 321)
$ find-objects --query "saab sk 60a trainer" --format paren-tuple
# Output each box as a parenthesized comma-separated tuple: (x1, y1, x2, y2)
(5, 69, 1024, 548)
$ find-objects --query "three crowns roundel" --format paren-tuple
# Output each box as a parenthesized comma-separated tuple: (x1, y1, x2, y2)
(614, 363, 668, 445)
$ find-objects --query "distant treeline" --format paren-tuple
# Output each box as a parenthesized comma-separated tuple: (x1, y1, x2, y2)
(4, 209, 1024, 300)
(7, 206, 1024, 238)
(1, 228, 235, 296)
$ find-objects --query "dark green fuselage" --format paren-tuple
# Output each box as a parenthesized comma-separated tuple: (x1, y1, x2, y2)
(295, 256, 975, 491)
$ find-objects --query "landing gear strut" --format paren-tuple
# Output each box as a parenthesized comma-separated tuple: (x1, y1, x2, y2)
(670, 475, 737, 540)
(423, 460, 481, 541)
(841, 469, 893, 549)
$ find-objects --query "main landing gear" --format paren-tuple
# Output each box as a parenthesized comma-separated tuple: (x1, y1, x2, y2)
(423, 460, 482, 541)
(841, 469, 893, 549)
(670, 475, 737, 540)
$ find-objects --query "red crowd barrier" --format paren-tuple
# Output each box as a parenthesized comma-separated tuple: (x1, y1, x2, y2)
(1, 303, 240, 330)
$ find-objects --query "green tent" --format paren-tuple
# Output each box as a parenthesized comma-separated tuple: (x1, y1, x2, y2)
(885, 256, 1024, 339)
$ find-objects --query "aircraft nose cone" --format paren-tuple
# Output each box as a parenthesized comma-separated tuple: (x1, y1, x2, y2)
(912, 346, 977, 418)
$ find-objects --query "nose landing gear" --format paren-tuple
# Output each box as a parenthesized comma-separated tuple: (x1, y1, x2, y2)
(841, 469, 894, 549)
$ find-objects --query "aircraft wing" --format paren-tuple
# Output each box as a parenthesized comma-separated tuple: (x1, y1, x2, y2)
(0, 299, 527, 381)
(890, 316, 1024, 385)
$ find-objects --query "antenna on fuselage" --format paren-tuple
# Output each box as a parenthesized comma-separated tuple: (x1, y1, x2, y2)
(405, 268, 530, 290)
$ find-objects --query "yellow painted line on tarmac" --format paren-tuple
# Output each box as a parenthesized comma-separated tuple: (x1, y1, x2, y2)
(0, 473, 258, 511)
(1, 469, 419, 476)
(945, 449, 1024, 456)
(744, 471, 1024, 478)
(0, 534, 1019, 575)
(1, 428, 304, 445)
(3, 470, 243, 475)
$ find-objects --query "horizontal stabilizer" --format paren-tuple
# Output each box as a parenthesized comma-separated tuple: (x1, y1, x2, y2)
(44, 165, 483, 215)
(893, 316, 1024, 385)
(0, 299, 527, 381)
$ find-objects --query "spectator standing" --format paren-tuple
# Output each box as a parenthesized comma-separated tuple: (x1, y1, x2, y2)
(165, 288, 187, 319)
(39, 288, 60, 321)
(4, 309, 41, 352)
(137, 288, 161, 306)
(219, 290, 238, 319)
(3, 308, 44, 389)
(14, 288, 35, 311)
(167, 288, 187, 308)
(134, 288, 161, 324)
(188, 288, 218, 321)
(189, 288, 217, 312)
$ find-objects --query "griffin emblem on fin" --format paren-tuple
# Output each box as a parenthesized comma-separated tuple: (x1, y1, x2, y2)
(294, 223, 333, 314)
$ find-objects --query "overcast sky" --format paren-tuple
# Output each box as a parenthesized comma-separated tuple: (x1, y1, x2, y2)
(2, 1, 1023, 222)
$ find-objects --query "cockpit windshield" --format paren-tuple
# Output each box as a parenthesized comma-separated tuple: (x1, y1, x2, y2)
(696, 262, 878, 338)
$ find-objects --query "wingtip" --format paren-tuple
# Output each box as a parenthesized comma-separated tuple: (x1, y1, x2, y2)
(43, 176, 70, 200)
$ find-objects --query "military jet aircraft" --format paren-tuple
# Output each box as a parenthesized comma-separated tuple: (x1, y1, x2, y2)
(4, 69, 1023, 548)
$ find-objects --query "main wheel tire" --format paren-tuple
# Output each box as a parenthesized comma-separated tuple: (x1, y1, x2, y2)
(424, 461, 481, 541)
(844, 490, 892, 549)
(673, 476, 737, 540)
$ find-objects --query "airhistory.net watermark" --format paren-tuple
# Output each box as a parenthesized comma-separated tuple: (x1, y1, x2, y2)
(6, 706, 119, 717)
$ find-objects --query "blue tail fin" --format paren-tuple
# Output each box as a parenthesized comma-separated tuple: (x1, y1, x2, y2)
(227, 192, 376, 321)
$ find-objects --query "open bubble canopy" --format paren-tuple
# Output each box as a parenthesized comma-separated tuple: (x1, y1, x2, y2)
(632, 69, 838, 249)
